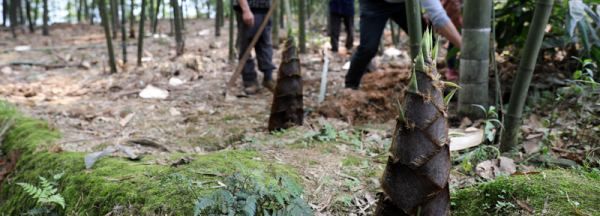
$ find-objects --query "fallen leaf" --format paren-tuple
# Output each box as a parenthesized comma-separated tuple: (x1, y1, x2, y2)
(168, 77, 185, 86)
(449, 128, 483, 151)
(139, 85, 169, 99)
(119, 113, 135, 127)
(169, 107, 181, 116)
(516, 200, 534, 213)
(14, 45, 31, 51)
(459, 117, 473, 129)
(523, 138, 542, 154)
(342, 61, 351, 70)
(475, 156, 517, 179)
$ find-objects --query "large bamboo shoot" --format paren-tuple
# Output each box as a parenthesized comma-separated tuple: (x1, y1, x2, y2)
(376, 31, 451, 216)
(268, 38, 303, 131)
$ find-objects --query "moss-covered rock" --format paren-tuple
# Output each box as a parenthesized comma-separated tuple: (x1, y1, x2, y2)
(452, 169, 600, 215)
(0, 102, 302, 215)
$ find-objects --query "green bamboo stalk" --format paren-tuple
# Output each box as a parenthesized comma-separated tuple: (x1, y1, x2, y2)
(228, 0, 235, 61)
(218, 0, 224, 27)
(457, 0, 492, 118)
(298, 0, 306, 53)
(2, 0, 7, 27)
(25, 0, 34, 32)
(137, 0, 147, 66)
(178, 2, 184, 30)
(148, 0, 154, 28)
(99, 0, 118, 73)
(9, 0, 17, 38)
(42, 0, 48, 35)
(110, 0, 119, 38)
(272, 1, 279, 48)
(171, 0, 184, 55)
(405, 0, 421, 58)
(500, 0, 554, 152)
(121, 0, 127, 63)
(129, 0, 135, 38)
(215, 0, 222, 36)
(284, 0, 292, 32)
(84, 0, 89, 22)
(279, 0, 284, 29)
(78, 0, 82, 22)
(152, 0, 160, 33)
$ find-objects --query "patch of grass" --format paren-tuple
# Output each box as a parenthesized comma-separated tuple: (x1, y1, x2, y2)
(342, 155, 362, 167)
(0, 102, 302, 215)
(452, 169, 600, 215)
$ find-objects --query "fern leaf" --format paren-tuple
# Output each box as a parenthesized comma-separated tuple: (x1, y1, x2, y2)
(17, 182, 46, 200)
(242, 195, 257, 216)
(194, 198, 215, 216)
(45, 194, 66, 209)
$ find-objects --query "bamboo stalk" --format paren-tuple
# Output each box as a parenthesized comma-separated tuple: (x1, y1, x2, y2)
(298, 0, 306, 53)
(171, 0, 184, 55)
(500, 0, 554, 152)
(137, 0, 147, 65)
(228, 0, 235, 61)
(99, 0, 118, 73)
(405, 0, 421, 58)
(121, 0, 127, 63)
(457, 0, 492, 118)
(42, 0, 48, 35)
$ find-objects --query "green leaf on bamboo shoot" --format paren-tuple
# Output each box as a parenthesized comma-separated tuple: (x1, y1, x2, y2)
(432, 35, 440, 62)
(421, 29, 432, 60)
(408, 67, 419, 93)
(444, 89, 458, 106)
(443, 81, 461, 105)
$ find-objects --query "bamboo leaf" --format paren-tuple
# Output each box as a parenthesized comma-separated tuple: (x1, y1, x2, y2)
(408, 67, 419, 93)
(432, 35, 440, 61)
(443, 81, 461, 89)
(444, 89, 458, 106)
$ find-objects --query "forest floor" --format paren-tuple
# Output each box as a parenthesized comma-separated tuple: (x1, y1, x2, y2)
(0, 19, 597, 215)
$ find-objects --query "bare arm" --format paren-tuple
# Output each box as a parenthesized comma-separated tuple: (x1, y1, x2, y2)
(237, 0, 254, 26)
(436, 22, 462, 48)
(421, 0, 462, 47)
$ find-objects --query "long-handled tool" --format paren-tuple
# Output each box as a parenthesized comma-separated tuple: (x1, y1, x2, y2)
(225, 0, 279, 100)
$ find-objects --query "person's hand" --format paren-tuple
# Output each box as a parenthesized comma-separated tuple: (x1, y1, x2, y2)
(242, 10, 255, 27)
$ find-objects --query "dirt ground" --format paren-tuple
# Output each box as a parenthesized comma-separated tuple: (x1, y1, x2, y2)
(0, 19, 420, 215)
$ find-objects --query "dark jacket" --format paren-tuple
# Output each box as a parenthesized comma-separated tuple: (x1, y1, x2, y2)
(329, 0, 354, 16)
(233, 0, 271, 13)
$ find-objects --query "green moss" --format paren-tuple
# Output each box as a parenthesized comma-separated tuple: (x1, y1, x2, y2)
(452, 169, 600, 215)
(0, 102, 301, 215)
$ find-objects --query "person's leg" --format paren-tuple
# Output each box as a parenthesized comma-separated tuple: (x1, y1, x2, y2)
(329, 13, 342, 52)
(345, 0, 391, 89)
(343, 14, 354, 50)
(253, 12, 276, 83)
(235, 10, 258, 87)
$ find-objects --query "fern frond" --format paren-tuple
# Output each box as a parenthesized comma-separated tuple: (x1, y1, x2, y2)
(242, 195, 257, 216)
(43, 194, 66, 209)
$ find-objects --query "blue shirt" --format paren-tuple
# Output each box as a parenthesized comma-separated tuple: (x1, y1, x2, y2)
(329, 0, 355, 16)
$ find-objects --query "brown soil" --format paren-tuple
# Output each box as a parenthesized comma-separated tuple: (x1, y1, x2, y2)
(318, 69, 410, 124)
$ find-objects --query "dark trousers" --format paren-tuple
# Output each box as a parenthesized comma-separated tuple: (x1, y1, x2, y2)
(345, 0, 410, 89)
(329, 12, 354, 52)
(235, 11, 276, 86)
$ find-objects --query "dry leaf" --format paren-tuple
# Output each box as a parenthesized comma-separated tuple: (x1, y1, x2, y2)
(119, 113, 135, 127)
(475, 156, 517, 179)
